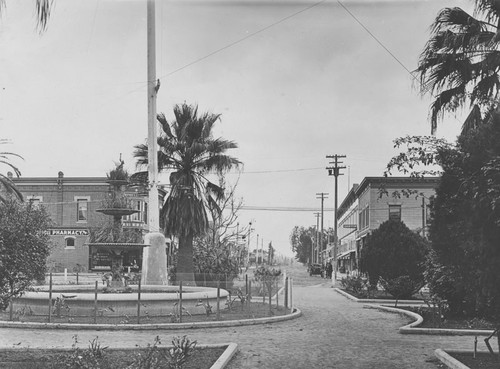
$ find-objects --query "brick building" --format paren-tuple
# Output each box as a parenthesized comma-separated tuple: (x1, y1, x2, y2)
(9, 171, 160, 272)
(335, 176, 439, 273)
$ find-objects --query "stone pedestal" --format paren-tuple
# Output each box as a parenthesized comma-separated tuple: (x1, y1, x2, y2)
(141, 232, 168, 285)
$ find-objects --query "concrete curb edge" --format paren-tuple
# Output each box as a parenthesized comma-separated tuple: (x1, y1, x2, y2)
(0, 343, 238, 369)
(0, 308, 302, 330)
(364, 304, 494, 336)
(434, 349, 472, 369)
(210, 343, 238, 369)
(333, 287, 425, 305)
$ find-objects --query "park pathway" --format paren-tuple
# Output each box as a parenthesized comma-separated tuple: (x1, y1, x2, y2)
(0, 267, 479, 368)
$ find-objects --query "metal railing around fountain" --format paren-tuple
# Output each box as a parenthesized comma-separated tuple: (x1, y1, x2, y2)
(6, 272, 295, 325)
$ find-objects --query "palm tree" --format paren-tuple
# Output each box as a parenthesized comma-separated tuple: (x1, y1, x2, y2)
(0, 140, 23, 202)
(416, 1, 500, 134)
(0, 0, 52, 32)
(134, 103, 241, 283)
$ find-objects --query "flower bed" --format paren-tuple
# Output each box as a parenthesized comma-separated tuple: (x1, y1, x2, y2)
(0, 336, 236, 369)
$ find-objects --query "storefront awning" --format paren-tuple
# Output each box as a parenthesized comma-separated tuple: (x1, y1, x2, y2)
(337, 250, 354, 260)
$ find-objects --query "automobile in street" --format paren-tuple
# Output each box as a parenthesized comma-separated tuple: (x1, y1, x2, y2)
(308, 263, 323, 276)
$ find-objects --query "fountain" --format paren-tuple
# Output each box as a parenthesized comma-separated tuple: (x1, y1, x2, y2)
(11, 162, 227, 319)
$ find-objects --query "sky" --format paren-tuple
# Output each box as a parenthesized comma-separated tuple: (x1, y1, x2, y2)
(0, 0, 471, 257)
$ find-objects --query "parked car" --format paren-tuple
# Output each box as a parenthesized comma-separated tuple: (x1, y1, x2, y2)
(308, 263, 323, 276)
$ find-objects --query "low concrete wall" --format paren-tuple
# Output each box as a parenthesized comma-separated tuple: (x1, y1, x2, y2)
(13, 285, 228, 317)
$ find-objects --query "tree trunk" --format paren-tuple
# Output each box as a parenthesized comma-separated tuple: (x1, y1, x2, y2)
(177, 233, 196, 285)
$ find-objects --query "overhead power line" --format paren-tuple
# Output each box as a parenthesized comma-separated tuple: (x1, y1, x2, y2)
(157, 0, 328, 81)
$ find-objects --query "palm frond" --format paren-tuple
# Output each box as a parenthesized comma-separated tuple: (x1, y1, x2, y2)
(461, 104, 483, 134)
(35, 0, 53, 33)
(205, 181, 225, 202)
(470, 73, 500, 103)
(157, 113, 174, 139)
(475, 0, 500, 24)
(430, 85, 467, 133)
(202, 155, 242, 174)
(0, 175, 23, 202)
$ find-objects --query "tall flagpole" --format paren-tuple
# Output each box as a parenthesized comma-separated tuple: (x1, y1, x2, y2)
(147, 0, 159, 231)
(142, 0, 168, 285)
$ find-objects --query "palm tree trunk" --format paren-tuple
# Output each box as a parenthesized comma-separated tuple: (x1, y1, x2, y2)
(177, 233, 196, 285)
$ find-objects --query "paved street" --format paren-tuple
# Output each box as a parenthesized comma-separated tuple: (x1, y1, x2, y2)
(0, 267, 478, 369)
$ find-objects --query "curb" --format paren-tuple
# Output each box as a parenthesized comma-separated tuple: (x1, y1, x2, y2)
(364, 304, 494, 336)
(333, 288, 425, 305)
(0, 308, 302, 330)
(0, 343, 238, 369)
(211, 343, 238, 369)
(434, 349, 474, 369)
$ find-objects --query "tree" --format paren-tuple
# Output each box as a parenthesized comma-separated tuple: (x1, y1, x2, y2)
(426, 109, 500, 319)
(0, 0, 52, 32)
(0, 199, 52, 310)
(386, 110, 500, 319)
(201, 178, 246, 258)
(289, 226, 313, 264)
(134, 103, 241, 283)
(416, 1, 500, 134)
(0, 140, 23, 203)
(360, 220, 428, 293)
(191, 179, 246, 288)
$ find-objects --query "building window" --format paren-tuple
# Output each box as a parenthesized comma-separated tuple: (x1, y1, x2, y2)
(389, 205, 401, 221)
(65, 237, 75, 249)
(75, 197, 89, 222)
(144, 202, 148, 224)
(359, 205, 369, 230)
(131, 200, 141, 221)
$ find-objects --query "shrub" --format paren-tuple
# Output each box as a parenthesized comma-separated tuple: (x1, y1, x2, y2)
(339, 275, 367, 296)
(360, 220, 428, 289)
(0, 199, 52, 310)
(253, 266, 282, 296)
(379, 275, 424, 302)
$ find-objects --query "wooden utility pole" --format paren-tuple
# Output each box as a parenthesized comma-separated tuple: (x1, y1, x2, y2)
(246, 222, 252, 267)
(326, 154, 346, 281)
(314, 212, 320, 264)
(316, 192, 329, 263)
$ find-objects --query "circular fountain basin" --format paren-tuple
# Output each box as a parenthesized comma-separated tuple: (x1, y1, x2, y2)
(13, 285, 228, 317)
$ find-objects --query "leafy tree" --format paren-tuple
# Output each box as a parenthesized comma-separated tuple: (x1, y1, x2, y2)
(134, 103, 240, 283)
(386, 109, 500, 319)
(0, 0, 52, 32)
(289, 226, 331, 264)
(0, 140, 23, 203)
(416, 0, 500, 133)
(289, 226, 314, 264)
(426, 109, 500, 319)
(360, 220, 428, 290)
(0, 199, 52, 310)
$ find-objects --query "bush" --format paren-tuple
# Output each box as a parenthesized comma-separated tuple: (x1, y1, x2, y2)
(253, 266, 282, 296)
(379, 275, 424, 301)
(360, 220, 428, 289)
(339, 275, 367, 296)
(0, 200, 52, 310)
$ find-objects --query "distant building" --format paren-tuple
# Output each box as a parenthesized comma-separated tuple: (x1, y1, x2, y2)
(8, 171, 163, 272)
(334, 176, 439, 273)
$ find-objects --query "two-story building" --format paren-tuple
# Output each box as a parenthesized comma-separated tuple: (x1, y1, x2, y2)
(335, 176, 439, 274)
(8, 171, 162, 273)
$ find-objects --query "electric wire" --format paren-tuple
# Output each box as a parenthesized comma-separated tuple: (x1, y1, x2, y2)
(156, 0, 328, 81)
